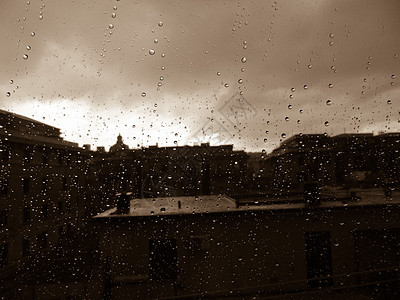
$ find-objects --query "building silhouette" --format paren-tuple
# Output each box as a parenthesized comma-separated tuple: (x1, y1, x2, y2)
(1, 109, 399, 299)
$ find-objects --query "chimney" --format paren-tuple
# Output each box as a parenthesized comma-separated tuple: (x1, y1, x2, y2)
(116, 192, 132, 213)
(83, 144, 91, 151)
(303, 183, 321, 206)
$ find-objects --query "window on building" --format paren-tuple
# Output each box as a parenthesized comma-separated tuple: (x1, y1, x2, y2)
(1, 147, 10, 162)
(22, 237, 30, 257)
(42, 177, 48, 192)
(305, 231, 333, 288)
(0, 178, 8, 196)
(0, 210, 8, 229)
(149, 239, 178, 280)
(42, 204, 49, 218)
(37, 232, 48, 250)
(23, 146, 33, 164)
(23, 177, 30, 195)
(62, 176, 68, 191)
(42, 149, 49, 165)
(57, 201, 63, 214)
(23, 206, 31, 223)
(0, 243, 8, 268)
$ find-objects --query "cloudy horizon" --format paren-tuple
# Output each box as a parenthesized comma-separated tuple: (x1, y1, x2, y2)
(1, 0, 399, 152)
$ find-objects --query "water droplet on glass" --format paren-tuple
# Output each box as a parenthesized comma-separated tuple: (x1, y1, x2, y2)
(326, 100, 332, 105)
(324, 121, 329, 126)
(299, 109, 303, 114)
(141, 92, 146, 97)
(328, 83, 333, 88)
(387, 100, 392, 105)
(281, 133, 286, 138)
(329, 33, 334, 38)
(161, 53, 165, 58)
(30, 32, 35, 37)
(285, 117, 289, 121)
(241, 57, 247, 63)
(23, 54, 28, 60)
(39, 15, 43, 20)
(161, 66, 165, 70)
(303, 84, 308, 90)
(264, 138, 267, 143)
(289, 94, 293, 99)
(111, 12, 116, 18)
(113, 6, 117, 10)
(216, 72, 221, 76)
(160, 76, 164, 81)
(224, 83, 229, 87)
(154, 38, 158, 43)
(108, 24, 114, 29)
(10, 80, 13, 84)
(158, 21, 163, 27)
(238, 79, 243, 84)
(26, 45, 31, 50)
(291, 87, 295, 92)
(391, 74, 396, 79)
(308, 65, 312, 69)
(6, 92, 11, 97)
(288, 104, 293, 109)
(149, 49, 155, 55)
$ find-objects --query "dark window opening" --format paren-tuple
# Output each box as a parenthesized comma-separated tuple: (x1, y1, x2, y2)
(37, 231, 48, 250)
(305, 231, 333, 288)
(23, 177, 30, 195)
(0, 210, 8, 229)
(0, 178, 8, 196)
(0, 243, 8, 268)
(22, 237, 29, 257)
(149, 239, 178, 280)
(23, 206, 31, 223)
(42, 204, 48, 218)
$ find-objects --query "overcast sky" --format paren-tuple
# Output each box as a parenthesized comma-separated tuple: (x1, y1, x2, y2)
(1, 0, 399, 152)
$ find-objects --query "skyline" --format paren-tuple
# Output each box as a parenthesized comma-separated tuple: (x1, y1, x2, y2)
(1, 0, 399, 152)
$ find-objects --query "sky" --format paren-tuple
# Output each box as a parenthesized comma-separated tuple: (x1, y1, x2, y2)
(1, 0, 399, 152)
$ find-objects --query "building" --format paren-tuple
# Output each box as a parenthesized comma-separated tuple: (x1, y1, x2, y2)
(252, 133, 400, 194)
(93, 190, 400, 299)
(0, 109, 92, 298)
(87, 138, 249, 215)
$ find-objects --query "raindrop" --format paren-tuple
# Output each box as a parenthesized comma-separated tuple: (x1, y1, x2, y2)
(288, 104, 293, 109)
(113, 6, 117, 10)
(308, 65, 312, 69)
(26, 45, 31, 50)
(328, 83, 333, 88)
(224, 83, 229, 87)
(6, 92, 11, 97)
(111, 12, 116, 18)
(158, 21, 163, 27)
(391, 74, 396, 79)
(217, 72, 221, 76)
(154, 103, 158, 107)
(291, 87, 295, 92)
(329, 33, 334, 38)
(241, 57, 247, 63)
(154, 38, 158, 43)
(281, 133, 286, 138)
(289, 94, 294, 99)
(238, 79, 243, 84)
(149, 49, 155, 55)
(23, 54, 28, 60)
(387, 100, 392, 105)
(161, 53, 165, 58)
(141, 92, 146, 97)
(299, 109, 303, 114)
(160, 76, 164, 81)
(10, 80, 13, 84)
(303, 84, 308, 90)
(285, 117, 289, 121)
(241, 68, 245, 72)
(326, 100, 332, 105)
(161, 66, 165, 70)
(30, 32, 35, 37)
(39, 15, 43, 20)
(334, 240, 339, 247)
(264, 138, 267, 143)
(108, 24, 114, 29)
(324, 121, 329, 126)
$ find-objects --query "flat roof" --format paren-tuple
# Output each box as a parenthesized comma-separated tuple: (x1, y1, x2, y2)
(94, 191, 400, 219)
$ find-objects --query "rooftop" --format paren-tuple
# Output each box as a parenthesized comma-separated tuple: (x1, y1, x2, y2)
(94, 190, 400, 219)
